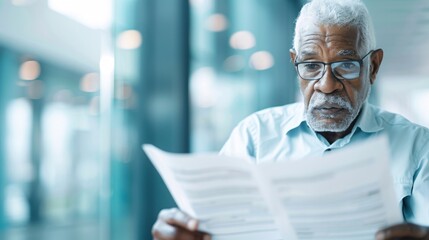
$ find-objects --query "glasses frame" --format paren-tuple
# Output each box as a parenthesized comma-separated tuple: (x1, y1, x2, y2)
(294, 50, 374, 81)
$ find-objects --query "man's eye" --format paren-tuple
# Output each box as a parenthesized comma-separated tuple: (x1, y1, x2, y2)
(303, 63, 321, 71)
(339, 62, 359, 70)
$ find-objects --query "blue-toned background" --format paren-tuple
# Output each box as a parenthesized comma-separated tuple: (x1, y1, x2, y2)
(0, 0, 427, 239)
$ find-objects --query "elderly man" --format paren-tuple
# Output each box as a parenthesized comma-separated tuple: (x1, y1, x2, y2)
(152, 0, 429, 239)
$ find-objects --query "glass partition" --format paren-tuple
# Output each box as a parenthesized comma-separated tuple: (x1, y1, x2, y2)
(0, 0, 109, 239)
(0, 48, 103, 239)
(189, 0, 300, 152)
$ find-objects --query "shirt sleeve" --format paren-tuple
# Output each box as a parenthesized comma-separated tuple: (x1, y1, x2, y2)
(403, 131, 429, 226)
(219, 116, 257, 159)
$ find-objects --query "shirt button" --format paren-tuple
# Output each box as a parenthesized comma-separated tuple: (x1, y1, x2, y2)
(325, 148, 332, 152)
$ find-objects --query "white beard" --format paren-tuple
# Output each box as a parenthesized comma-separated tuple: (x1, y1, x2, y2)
(305, 90, 367, 132)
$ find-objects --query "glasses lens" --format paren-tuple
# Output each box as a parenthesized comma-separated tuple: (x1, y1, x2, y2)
(332, 61, 360, 79)
(297, 62, 324, 80)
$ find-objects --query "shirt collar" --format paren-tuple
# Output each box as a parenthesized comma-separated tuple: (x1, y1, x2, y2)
(284, 102, 384, 136)
(354, 102, 384, 133)
(284, 102, 307, 135)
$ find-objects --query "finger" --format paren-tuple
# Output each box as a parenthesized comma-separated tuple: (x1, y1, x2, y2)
(152, 219, 211, 240)
(152, 218, 177, 239)
(158, 208, 199, 231)
(376, 223, 429, 240)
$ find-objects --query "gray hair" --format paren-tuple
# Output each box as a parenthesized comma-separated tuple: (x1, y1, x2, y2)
(293, 0, 376, 55)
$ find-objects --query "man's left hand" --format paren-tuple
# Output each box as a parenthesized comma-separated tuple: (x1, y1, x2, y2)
(376, 223, 429, 240)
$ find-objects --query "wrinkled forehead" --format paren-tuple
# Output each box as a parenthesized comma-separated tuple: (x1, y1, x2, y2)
(296, 22, 362, 57)
(299, 48, 359, 59)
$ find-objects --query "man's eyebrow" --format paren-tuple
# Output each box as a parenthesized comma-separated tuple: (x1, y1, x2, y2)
(337, 49, 358, 57)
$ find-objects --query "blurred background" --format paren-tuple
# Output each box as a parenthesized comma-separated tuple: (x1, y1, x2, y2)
(0, 0, 428, 239)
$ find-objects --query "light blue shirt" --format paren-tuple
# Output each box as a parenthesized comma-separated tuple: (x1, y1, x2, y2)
(220, 102, 429, 226)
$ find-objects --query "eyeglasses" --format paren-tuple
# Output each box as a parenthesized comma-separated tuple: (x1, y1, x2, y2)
(294, 50, 373, 81)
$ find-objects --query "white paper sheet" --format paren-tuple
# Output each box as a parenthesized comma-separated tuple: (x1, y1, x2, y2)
(254, 136, 403, 239)
(143, 135, 402, 240)
(144, 145, 282, 239)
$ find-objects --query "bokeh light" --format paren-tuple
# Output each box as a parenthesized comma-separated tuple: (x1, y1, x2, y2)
(19, 60, 41, 81)
(229, 31, 256, 50)
(80, 73, 100, 93)
(205, 14, 228, 32)
(249, 51, 275, 70)
(116, 30, 143, 50)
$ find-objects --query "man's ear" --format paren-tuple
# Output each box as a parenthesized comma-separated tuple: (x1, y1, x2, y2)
(289, 49, 297, 63)
(369, 48, 383, 84)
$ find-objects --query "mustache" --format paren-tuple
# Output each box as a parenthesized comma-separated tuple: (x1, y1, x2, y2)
(308, 93, 352, 111)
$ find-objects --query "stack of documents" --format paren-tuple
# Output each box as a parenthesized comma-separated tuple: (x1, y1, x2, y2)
(143, 136, 402, 240)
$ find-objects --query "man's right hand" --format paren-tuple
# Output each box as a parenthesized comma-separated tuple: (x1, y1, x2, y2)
(152, 208, 211, 240)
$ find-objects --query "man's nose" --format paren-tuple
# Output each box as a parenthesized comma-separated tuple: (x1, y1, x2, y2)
(314, 67, 344, 93)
